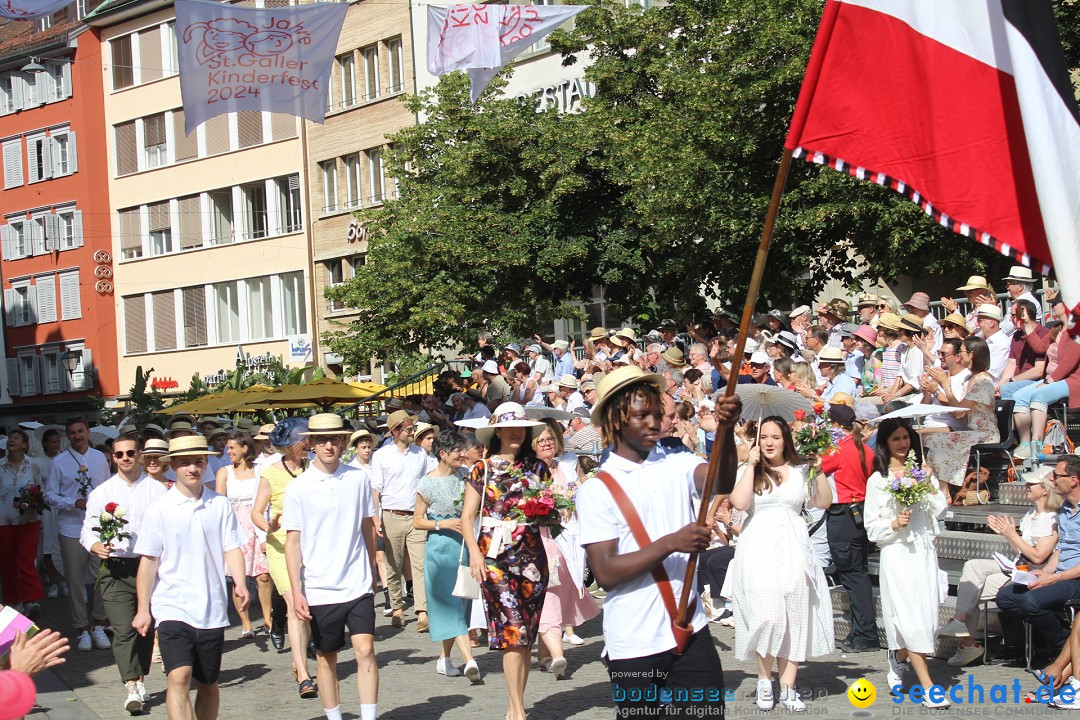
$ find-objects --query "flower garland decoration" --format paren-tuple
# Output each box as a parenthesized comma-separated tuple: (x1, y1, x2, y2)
(887, 450, 934, 508)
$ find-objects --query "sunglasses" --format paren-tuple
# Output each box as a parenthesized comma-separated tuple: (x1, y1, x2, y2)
(113, 450, 137, 459)
(877, 304, 888, 309)
(750, 363, 768, 369)
(1053, 472, 1076, 480)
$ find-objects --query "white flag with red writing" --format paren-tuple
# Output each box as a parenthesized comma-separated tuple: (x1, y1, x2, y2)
(428, 4, 587, 102)
(175, 0, 348, 133)
(0, 0, 73, 20)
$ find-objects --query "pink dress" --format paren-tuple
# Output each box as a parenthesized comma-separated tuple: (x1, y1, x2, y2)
(538, 465, 599, 634)
(225, 466, 269, 577)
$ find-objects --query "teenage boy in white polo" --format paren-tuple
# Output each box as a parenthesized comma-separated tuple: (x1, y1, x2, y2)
(578, 366, 740, 719)
(133, 436, 249, 720)
(285, 414, 379, 720)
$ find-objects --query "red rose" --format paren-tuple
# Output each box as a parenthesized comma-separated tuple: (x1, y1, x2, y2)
(104, 502, 119, 513)
(812, 402, 825, 416)
(28, 485, 40, 494)
(793, 410, 806, 421)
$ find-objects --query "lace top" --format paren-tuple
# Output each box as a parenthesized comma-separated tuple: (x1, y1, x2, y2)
(418, 470, 466, 520)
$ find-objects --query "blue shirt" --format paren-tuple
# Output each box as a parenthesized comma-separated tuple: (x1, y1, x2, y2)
(822, 373, 857, 404)
(1057, 503, 1080, 573)
(553, 351, 575, 380)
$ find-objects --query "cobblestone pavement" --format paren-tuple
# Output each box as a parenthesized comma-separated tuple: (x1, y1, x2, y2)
(25, 588, 1067, 719)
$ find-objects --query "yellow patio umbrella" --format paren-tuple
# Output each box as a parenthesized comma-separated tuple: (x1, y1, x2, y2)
(162, 384, 278, 415)
(245, 378, 384, 411)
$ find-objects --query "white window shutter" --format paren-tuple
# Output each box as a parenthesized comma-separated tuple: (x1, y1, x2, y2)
(74, 348, 93, 390)
(0, 224, 13, 260)
(44, 213, 59, 251)
(27, 282, 38, 324)
(40, 140, 52, 180)
(23, 73, 36, 107)
(11, 75, 24, 111)
(60, 272, 81, 320)
(6, 357, 19, 397)
(67, 131, 77, 173)
(31, 218, 45, 255)
(36, 276, 56, 323)
(29, 355, 40, 395)
(26, 139, 39, 183)
(3, 140, 23, 189)
(3, 289, 13, 327)
(61, 63, 71, 99)
(73, 210, 83, 248)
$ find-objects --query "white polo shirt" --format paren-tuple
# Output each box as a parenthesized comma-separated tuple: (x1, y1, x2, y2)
(44, 447, 111, 539)
(79, 473, 166, 558)
(282, 462, 375, 606)
(369, 442, 429, 512)
(134, 486, 242, 629)
(985, 329, 1011, 382)
(577, 448, 709, 660)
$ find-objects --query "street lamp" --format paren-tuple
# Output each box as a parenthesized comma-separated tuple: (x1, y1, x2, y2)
(20, 57, 45, 74)
(62, 348, 81, 378)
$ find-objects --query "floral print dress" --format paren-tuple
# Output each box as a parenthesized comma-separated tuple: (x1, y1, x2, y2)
(925, 372, 1000, 486)
(468, 457, 550, 650)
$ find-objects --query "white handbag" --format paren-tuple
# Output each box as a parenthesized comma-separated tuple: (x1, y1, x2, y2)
(452, 461, 486, 600)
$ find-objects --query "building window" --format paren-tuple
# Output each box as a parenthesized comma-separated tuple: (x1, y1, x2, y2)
(51, 130, 76, 177)
(152, 290, 177, 350)
(3, 139, 23, 189)
(242, 182, 268, 239)
(143, 113, 168, 169)
(119, 208, 142, 260)
(111, 34, 134, 90)
(59, 271, 81, 320)
(321, 161, 338, 213)
(27, 135, 51, 183)
(367, 149, 384, 204)
(114, 121, 137, 176)
(326, 259, 345, 311)
(35, 274, 56, 323)
(246, 276, 273, 339)
(387, 37, 404, 93)
(55, 209, 79, 251)
(42, 352, 62, 393)
(213, 281, 240, 343)
(124, 295, 147, 354)
(345, 154, 362, 209)
(338, 52, 355, 109)
(148, 201, 173, 256)
(183, 286, 207, 347)
(281, 271, 307, 336)
(277, 174, 302, 232)
(209, 190, 234, 245)
(362, 45, 379, 101)
(0, 76, 14, 113)
(350, 254, 367, 276)
(236, 111, 264, 149)
(12, 284, 32, 326)
(19, 353, 37, 395)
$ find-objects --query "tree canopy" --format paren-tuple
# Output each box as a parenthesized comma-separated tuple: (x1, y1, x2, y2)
(325, 0, 1080, 373)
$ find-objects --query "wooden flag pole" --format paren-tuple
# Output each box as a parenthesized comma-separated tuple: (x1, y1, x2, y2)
(675, 148, 795, 629)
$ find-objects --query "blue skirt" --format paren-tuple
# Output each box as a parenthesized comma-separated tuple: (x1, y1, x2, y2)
(424, 526, 471, 642)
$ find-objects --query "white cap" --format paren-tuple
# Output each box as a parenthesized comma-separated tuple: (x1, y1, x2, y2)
(749, 351, 770, 365)
(481, 359, 499, 374)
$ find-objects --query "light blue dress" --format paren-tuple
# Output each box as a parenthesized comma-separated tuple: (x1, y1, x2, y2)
(418, 471, 470, 642)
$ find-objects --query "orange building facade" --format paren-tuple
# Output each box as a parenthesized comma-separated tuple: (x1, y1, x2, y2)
(0, 14, 118, 425)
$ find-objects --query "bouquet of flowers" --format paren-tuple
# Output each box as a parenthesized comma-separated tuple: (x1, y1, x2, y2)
(505, 465, 574, 538)
(12, 484, 46, 517)
(887, 450, 934, 507)
(75, 465, 93, 497)
(92, 502, 132, 547)
(792, 403, 841, 459)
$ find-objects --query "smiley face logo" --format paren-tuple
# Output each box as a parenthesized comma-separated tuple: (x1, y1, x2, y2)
(847, 678, 876, 708)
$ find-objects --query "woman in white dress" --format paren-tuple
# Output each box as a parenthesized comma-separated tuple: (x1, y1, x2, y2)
(864, 418, 949, 707)
(728, 416, 834, 712)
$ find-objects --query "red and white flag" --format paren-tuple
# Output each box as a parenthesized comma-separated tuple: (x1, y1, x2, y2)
(427, 4, 586, 102)
(785, 0, 1080, 328)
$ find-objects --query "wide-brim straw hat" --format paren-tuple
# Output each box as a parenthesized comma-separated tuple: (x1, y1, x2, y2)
(817, 347, 846, 364)
(302, 413, 351, 436)
(856, 293, 880, 309)
(976, 304, 1003, 322)
(253, 423, 275, 440)
(588, 327, 608, 340)
(877, 312, 902, 331)
(141, 438, 170, 457)
(557, 374, 579, 390)
(615, 327, 638, 344)
(168, 435, 216, 457)
(940, 312, 970, 335)
(1003, 265, 1035, 283)
(899, 313, 925, 334)
(349, 429, 376, 447)
(413, 422, 436, 441)
(475, 402, 543, 445)
(590, 366, 664, 425)
(661, 346, 686, 367)
(957, 275, 991, 291)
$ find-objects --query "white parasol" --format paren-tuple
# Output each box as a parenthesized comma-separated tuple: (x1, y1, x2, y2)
(525, 407, 574, 422)
(733, 384, 815, 423)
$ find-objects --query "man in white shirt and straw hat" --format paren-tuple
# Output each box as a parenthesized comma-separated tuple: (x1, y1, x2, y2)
(133, 435, 248, 720)
(285, 414, 379, 720)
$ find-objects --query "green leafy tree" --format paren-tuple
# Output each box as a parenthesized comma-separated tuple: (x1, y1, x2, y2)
(325, 0, 1080, 371)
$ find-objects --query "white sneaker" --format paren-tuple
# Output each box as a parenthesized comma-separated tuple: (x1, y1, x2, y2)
(887, 651, 907, 691)
(46, 584, 60, 599)
(91, 625, 112, 649)
(1014, 443, 1031, 459)
(135, 680, 148, 702)
(922, 696, 950, 709)
(124, 689, 143, 714)
(383, 606, 394, 617)
(436, 657, 462, 677)
(463, 659, 480, 683)
(756, 679, 774, 711)
(780, 686, 806, 712)
(947, 642, 983, 666)
(562, 632, 585, 646)
(937, 619, 970, 638)
(549, 656, 567, 678)
(76, 630, 92, 652)
(1052, 679, 1080, 709)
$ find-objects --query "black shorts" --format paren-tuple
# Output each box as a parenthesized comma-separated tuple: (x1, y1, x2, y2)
(156, 621, 226, 685)
(376, 536, 386, 553)
(310, 594, 375, 654)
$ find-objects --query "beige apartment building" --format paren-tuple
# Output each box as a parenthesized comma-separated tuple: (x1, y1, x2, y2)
(87, 0, 315, 394)
(309, 0, 416, 379)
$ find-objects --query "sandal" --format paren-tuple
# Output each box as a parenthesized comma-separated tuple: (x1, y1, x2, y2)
(297, 678, 317, 699)
(240, 628, 256, 639)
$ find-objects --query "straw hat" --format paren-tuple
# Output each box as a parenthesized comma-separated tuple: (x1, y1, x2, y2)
(976, 304, 1003, 322)
(615, 327, 638, 344)
(413, 422, 436, 441)
(830, 392, 855, 407)
(856, 293, 880, 309)
(818, 299, 851, 320)
(141, 423, 165, 437)
(168, 436, 216, 457)
(1003, 265, 1035, 283)
(877, 312, 902, 331)
(557, 374, 579, 390)
(253, 423, 275, 440)
(167, 414, 194, 427)
(588, 327, 608, 341)
(386, 410, 413, 432)
(475, 402, 543, 444)
(349, 429, 376, 447)
(301, 413, 350, 436)
(660, 346, 686, 368)
(957, 275, 991, 291)
(118, 424, 138, 437)
(940, 312, 970, 336)
(166, 421, 195, 438)
(141, 439, 170, 457)
(817, 347, 846, 364)
(206, 427, 229, 440)
(899, 313, 925, 333)
(590, 365, 664, 425)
